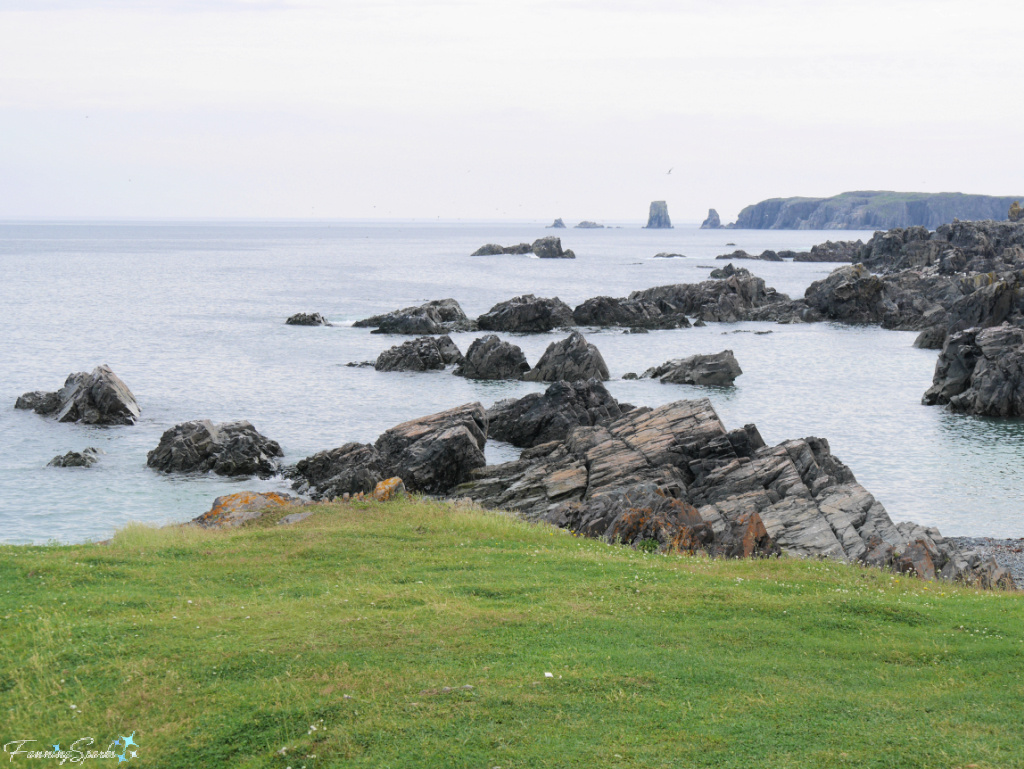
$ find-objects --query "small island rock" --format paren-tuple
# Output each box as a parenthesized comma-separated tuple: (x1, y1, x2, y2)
(700, 209, 722, 229)
(453, 335, 531, 380)
(147, 420, 283, 478)
(286, 312, 332, 326)
(478, 294, 576, 333)
(15, 365, 140, 426)
(523, 331, 610, 382)
(642, 350, 743, 386)
(374, 335, 463, 372)
(644, 201, 673, 229)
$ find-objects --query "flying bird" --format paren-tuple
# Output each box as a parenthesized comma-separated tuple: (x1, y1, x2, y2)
(667, 167, 673, 175)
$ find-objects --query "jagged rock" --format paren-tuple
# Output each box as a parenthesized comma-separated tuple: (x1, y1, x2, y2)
(654, 252, 686, 258)
(15, 365, 140, 426)
(193, 491, 301, 528)
(286, 312, 332, 326)
(472, 242, 533, 256)
(572, 295, 691, 330)
(530, 236, 576, 259)
(374, 403, 488, 494)
(922, 325, 1024, 416)
(288, 442, 388, 499)
(354, 299, 475, 335)
(486, 379, 624, 448)
(547, 218, 567, 229)
(575, 221, 604, 229)
(914, 326, 947, 349)
(627, 273, 801, 323)
(792, 240, 864, 262)
(644, 201, 672, 229)
(374, 335, 463, 372)
(804, 264, 888, 323)
(48, 447, 102, 468)
(642, 350, 742, 386)
(146, 420, 283, 478)
(709, 263, 750, 280)
(523, 331, 609, 382)
(453, 335, 530, 380)
(715, 249, 782, 262)
(622, 372, 638, 380)
(478, 294, 576, 333)
(700, 209, 722, 229)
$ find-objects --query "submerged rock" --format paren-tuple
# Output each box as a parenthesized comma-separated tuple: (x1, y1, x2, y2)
(146, 420, 283, 478)
(15, 365, 140, 426)
(354, 299, 475, 335)
(478, 294, 576, 333)
(374, 335, 463, 372)
(642, 350, 743, 386)
(453, 335, 530, 380)
(286, 312, 332, 326)
(523, 331, 610, 382)
(487, 379, 625, 448)
(48, 447, 102, 468)
(922, 325, 1024, 416)
(644, 200, 672, 229)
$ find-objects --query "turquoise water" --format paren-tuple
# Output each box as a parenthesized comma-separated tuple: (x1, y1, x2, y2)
(1, 221, 1022, 543)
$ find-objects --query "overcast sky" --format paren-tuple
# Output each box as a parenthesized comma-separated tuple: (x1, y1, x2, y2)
(2, 0, 1022, 222)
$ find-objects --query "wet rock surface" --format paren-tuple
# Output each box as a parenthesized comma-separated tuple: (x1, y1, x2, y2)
(354, 299, 476, 335)
(478, 294, 576, 333)
(487, 379, 626, 448)
(147, 420, 283, 478)
(453, 335, 530, 380)
(374, 335, 463, 372)
(286, 312, 332, 326)
(642, 350, 743, 386)
(16, 365, 141, 426)
(48, 447, 103, 468)
(922, 325, 1024, 416)
(523, 331, 610, 382)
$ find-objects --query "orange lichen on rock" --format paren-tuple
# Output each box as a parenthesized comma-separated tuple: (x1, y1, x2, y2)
(372, 477, 407, 502)
(194, 491, 299, 528)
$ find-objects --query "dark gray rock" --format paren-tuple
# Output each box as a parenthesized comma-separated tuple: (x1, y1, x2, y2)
(487, 379, 624, 448)
(572, 295, 691, 330)
(286, 312, 332, 326)
(354, 299, 475, 335)
(654, 252, 686, 258)
(700, 209, 722, 229)
(642, 350, 742, 386)
(453, 335, 530, 380)
(715, 249, 782, 262)
(923, 325, 1024, 416)
(914, 326, 947, 349)
(472, 242, 533, 256)
(15, 365, 140, 426)
(530, 236, 576, 259)
(547, 218, 567, 229)
(147, 420, 283, 477)
(644, 201, 672, 229)
(575, 221, 604, 229)
(48, 447, 102, 468)
(709, 263, 751, 280)
(478, 294, 576, 333)
(288, 442, 388, 500)
(804, 264, 888, 323)
(374, 335, 462, 372)
(523, 331, 610, 382)
(793, 240, 864, 262)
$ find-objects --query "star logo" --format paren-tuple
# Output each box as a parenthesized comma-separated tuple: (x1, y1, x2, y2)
(53, 745, 59, 752)
(113, 732, 139, 763)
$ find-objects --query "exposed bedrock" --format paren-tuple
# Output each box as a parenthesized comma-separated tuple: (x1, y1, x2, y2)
(642, 350, 743, 386)
(146, 420, 283, 478)
(547, 218, 567, 229)
(286, 312, 332, 326)
(48, 447, 103, 468)
(792, 240, 864, 262)
(454, 398, 1013, 588)
(374, 335, 463, 372)
(644, 200, 673, 229)
(715, 249, 783, 262)
(472, 236, 575, 259)
(487, 379, 627, 448)
(922, 325, 1024, 416)
(289, 403, 488, 499)
(15, 365, 140, 426)
(523, 330, 610, 382)
(478, 294, 576, 333)
(354, 299, 476, 335)
(453, 335, 530, 380)
(700, 209, 722, 229)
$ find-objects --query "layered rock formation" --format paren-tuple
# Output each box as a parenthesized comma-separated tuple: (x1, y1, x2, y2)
(792, 240, 864, 262)
(523, 331, 610, 382)
(477, 294, 576, 333)
(487, 379, 627, 448)
(700, 209, 722, 229)
(471, 237, 576, 259)
(922, 326, 1024, 416)
(453, 335, 530, 380)
(374, 335, 463, 372)
(354, 299, 476, 335)
(642, 350, 743, 386)
(286, 312, 332, 326)
(147, 420, 283, 477)
(644, 201, 672, 229)
(16, 365, 140, 426)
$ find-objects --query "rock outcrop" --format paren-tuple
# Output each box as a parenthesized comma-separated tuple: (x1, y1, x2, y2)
(572, 295, 692, 330)
(575, 221, 604, 229)
(523, 331, 610, 382)
(192, 491, 301, 528)
(642, 350, 743, 386)
(700, 209, 722, 229)
(715, 249, 783, 262)
(477, 294, 576, 333)
(15, 365, 141, 426)
(709, 264, 750, 280)
(804, 264, 888, 324)
(471, 237, 576, 259)
(644, 201, 672, 229)
(354, 299, 476, 335)
(48, 448, 102, 468)
(547, 218, 567, 229)
(374, 335, 463, 372)
(146, 420, 283, 478)
(453, 335, 530, 380)
(654, 252, 686, 259)
(922, 326, 1024, 416)
(286, 312, 332, 326)
(289, 403, 487, 499)
(792, 240, 864, 262)
(487, 379, 626, 448)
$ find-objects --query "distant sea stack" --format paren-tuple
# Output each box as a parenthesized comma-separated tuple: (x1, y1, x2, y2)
(644, 201, 672, 229)
(728, 191, 1024, 230)
(700, 209, 722, 229)
(547, 218, 566, 229)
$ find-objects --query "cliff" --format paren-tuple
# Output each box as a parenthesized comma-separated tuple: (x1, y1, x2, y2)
(730, 191, 1023, 230)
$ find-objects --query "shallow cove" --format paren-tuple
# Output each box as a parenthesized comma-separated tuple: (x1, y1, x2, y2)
(1, 221, 1022, 543)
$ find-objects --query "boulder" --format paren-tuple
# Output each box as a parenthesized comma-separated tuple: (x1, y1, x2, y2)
(15, 365, 140, 426)
(804, 264, 888, 323)
(700, 209, 722, 229)
(709, 263, 751, 280)
(642, 350, 743, 386)
(644, 200, 672, 229)
(146, 420, 283, 478)
(453, 335, 530, 380)
(48, 447, 102, 468)
(286, 312, 332, 326)
(913, 326, 947, 349)
(288, 442, 388, 500)
(523, 331, 610, 382)
(572, 295, 691, 330)
(193, 491, 301, 528)
(530, 236, 576, 259)
(372, 477, 407, 502)
(478, 294, 576, 333)
(374, 335, 463, 372)
(547, 218, 567, 229)
(354, 299, 475, 335)
(487, 379, 625, 448)
(922, 325, 1024, 416)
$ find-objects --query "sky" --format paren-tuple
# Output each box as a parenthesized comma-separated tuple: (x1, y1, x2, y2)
(1, 0, 1022, 222)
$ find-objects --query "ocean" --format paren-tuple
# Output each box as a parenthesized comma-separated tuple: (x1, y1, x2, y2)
(2, 221, 1022, 544)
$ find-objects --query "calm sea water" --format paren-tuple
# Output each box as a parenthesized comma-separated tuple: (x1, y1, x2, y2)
(2, 221, 1022, 543)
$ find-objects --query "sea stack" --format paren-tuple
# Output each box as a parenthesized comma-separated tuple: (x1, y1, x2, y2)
(644, 201, 672, 229)
(700, 209, 722, 229)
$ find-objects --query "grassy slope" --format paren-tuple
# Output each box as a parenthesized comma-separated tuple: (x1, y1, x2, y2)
(1, 498, 1022, 768)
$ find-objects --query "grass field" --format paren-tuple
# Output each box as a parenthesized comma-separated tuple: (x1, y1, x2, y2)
(1, 497, 1022, 768)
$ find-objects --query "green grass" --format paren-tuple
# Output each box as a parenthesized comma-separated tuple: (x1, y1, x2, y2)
(1, 498, 1022, 768)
